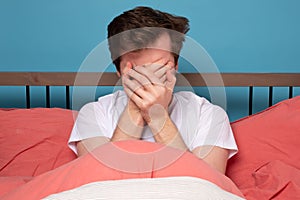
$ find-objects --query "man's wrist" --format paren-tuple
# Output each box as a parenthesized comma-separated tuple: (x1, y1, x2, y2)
(117, 105, 144, 139)
(147, 105, 168, 134)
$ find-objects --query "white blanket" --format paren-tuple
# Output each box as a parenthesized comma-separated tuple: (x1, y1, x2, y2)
(44, 176, 244, 200)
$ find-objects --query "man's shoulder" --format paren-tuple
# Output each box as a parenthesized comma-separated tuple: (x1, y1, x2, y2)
(174, 91, 228, 120)
(173, 91, 223, 113)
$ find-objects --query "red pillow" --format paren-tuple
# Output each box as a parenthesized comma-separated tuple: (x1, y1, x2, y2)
(0, 108, 77, 176)
(242, 160, 300, 200)
(226, 96, 300, 191)
(2, 140, 244, 199)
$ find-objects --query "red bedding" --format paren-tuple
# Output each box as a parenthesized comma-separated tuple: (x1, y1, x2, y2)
(0, 108, 77, 177)
(1, 96, 300, 199)
(0, 140, 244, 199)
(227, 96, 300, 199)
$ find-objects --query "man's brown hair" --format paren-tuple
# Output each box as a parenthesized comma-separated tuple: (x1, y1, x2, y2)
(107, 6, 190, 72)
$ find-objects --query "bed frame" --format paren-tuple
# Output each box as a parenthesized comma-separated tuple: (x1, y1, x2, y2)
(0, 72, 299, 115)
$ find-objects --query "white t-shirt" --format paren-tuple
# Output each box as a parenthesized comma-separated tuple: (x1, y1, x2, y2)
(68, 90, 238, 158)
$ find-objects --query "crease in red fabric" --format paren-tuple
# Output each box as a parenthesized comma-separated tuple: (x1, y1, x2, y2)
(243, 160, 300, 200)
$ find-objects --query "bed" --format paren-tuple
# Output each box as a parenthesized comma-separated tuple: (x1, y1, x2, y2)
(0, 72, 299, 200)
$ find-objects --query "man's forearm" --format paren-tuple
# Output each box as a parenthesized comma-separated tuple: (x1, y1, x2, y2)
(150, 113, 188, 151)
(111, 123, 143, 141)
(77, 110, 144, 156)
(111, 104, 144, 142)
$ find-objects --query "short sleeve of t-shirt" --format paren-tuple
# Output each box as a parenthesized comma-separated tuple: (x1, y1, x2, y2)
(68, 101, 109, 154)
(181, 93, 237, 158)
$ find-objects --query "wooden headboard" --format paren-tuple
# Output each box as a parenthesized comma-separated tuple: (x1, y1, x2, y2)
(0, 72, 299, 115)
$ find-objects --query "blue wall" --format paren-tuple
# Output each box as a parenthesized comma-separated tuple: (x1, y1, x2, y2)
(0, 0, 299, 120)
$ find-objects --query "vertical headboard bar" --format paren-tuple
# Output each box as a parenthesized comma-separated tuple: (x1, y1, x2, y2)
(26, 85, 30, 109)
(289, 86, 294, 99)
(66, 85, 70, 109)
(268, 86, 273, 107)
(46, 85, 50, 108)
(249, 86, 253, 115)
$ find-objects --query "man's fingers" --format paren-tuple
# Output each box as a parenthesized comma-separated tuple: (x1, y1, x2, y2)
(122, 75, 144, 95)
(165, 68, 177, 90)
(123, 84, 134, 99)
(123, 75, 155, 101)
(123, 85, 143, 108)
(146, 62, 164, 73)
(145, 61, 174, 79)
(134, 66, 163, 86)
(154, 65, 171, 79)
(160, 74, 167, 83)
(127, 68, 152, 87)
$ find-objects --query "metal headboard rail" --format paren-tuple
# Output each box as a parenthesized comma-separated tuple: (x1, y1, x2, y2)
(0, 72, 299, 114)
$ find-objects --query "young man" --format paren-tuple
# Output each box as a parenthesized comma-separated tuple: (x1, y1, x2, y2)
(68, 6, 237, 174)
